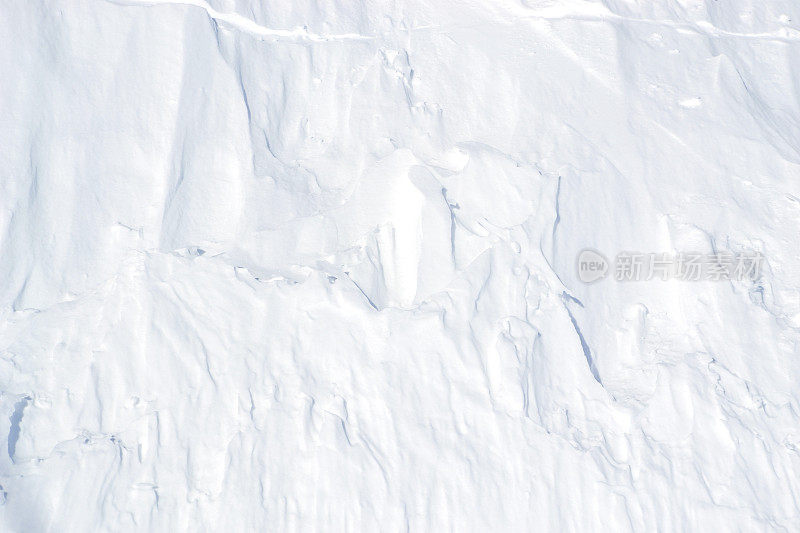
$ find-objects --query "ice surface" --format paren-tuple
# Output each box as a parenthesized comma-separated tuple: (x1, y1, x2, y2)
(2, 0, 800, 530)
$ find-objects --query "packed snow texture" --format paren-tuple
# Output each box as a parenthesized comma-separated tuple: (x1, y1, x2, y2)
(2, 0, 800, 530)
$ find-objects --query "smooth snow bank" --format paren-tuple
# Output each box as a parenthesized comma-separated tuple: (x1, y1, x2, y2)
(1, 0, 800, 530)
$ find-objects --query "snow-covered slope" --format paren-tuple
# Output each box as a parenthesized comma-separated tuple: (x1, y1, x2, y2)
(2, 0, 800, 530)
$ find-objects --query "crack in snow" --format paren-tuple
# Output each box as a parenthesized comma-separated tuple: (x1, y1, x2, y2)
(106, 0, 375, 43)
(491, 0, 800, 44)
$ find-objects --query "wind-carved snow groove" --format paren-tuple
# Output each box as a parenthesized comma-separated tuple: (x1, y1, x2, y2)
(441, 187, 459, 263)
(107, 0, 375, 43)
(345, 272, 380, 311)
(551, 176, 562, 266)
(562, 293, 602, 385)
(8, 396, 30, 463)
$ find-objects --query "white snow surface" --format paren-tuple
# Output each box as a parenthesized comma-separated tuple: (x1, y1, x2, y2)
(2, 0, 800, 530)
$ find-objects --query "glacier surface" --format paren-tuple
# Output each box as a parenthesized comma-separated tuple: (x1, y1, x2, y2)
(2, 0, 800, 530)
